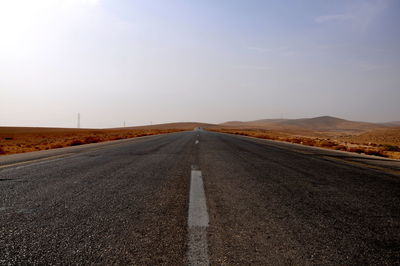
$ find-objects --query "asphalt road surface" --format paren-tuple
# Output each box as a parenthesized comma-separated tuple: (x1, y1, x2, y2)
(0, 130, 399, 265)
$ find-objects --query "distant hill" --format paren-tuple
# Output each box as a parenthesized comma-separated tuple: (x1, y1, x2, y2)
(221, 119, 288, 127)
(273, 116, 381, 132)
(121, 122, 217, 130)
(381, 121, 400, 127)
(218, 116, 385, 133)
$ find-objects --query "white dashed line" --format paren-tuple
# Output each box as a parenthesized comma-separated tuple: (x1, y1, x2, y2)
(195, 140, 199, 145)
(187, 165, 209, 265)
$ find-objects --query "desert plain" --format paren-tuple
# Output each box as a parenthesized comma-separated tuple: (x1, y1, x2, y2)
(1, 117, 400, 159)
(209, 116, 400, 160)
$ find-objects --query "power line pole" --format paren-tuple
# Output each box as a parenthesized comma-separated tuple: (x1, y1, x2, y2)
(123, 121, 126, 128)
(77, 113, 80, 128)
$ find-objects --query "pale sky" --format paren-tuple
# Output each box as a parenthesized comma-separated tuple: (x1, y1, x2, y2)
(1, 0, 399, 128)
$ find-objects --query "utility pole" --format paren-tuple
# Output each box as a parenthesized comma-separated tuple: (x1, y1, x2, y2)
(77, 113, 80, 128)
(123, 121, 126, 128)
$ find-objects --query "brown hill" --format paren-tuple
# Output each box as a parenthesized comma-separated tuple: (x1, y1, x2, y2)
(220, 119, 289, 130)
(121, 122, 217, 130)
(219, 116, 384, 133)
(382, 121, 400, 127)
(273, 116, 382, 132)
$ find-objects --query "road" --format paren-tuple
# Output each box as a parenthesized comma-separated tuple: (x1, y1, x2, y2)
(0, 130, 399, 265)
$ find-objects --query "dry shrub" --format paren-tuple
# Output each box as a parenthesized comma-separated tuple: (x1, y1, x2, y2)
(69, 140, 84, 146)
(84, 136, 101, 144)
(383, 151, 400, 160)
(346, 147, 387, 157)
(382, 145, 400, 152)
(51, 144, 64, 149)
(289, 138, 302, 144)
(299, 138, 316, 146)
(0, 147, 6, 154)
(364, 149, 387, 157)
(318, 140, 336, 148)
(334, 145, 347, 151)
(347, 147, 365, 154)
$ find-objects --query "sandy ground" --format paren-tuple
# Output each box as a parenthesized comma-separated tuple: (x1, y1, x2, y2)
(208, 128, 400, 160)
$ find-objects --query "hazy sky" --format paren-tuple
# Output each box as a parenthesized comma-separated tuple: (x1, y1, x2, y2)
(1, 0, 399, 128)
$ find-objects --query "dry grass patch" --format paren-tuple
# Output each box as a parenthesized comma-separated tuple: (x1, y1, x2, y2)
(0, 127, 184, 155)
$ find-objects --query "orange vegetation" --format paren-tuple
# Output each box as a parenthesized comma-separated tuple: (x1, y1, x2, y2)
(0, 127, 184, 155)
(209, 128, 400, 160)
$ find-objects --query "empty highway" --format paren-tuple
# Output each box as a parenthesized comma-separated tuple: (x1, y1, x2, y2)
(0, 130, 399, 265)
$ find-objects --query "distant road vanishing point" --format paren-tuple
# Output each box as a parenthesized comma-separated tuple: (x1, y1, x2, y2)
(0, 129, 399, 264)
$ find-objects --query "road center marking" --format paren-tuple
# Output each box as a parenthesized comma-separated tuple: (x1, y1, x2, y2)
(187, 165, 209, 265)
(195, 140, 199, 145)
